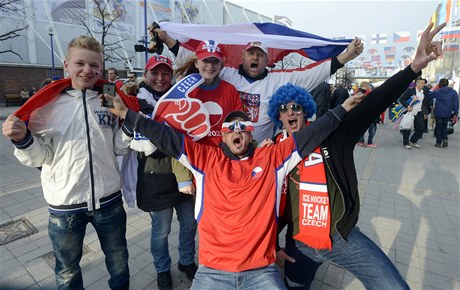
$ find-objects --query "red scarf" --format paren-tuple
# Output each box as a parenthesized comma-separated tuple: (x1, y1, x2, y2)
(276, 129, 332, 250)
(14, 78, 140, 122)
(295, 147, 331, 250)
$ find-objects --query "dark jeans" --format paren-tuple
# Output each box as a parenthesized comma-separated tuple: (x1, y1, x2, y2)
(48, 200, 129, 290)
(434, 116, 449, 143)
(359, 122, 377, 144)
(401, 111, 425, 145)
(284, 227, 409, 290)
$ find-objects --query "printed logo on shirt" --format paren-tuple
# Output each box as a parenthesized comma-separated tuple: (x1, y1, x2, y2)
(204, 100, 224, 131)
(239, 92, 260, 122)
(303, 152, 323, 167)
(94, 110, 116, 128)
(252, 166, 263, 178)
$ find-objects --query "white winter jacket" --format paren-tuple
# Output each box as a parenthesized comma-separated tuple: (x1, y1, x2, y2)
(13, 88, 132, 214)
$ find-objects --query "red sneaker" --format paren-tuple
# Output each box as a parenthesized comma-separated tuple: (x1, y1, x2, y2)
(367, 143, 377, 148)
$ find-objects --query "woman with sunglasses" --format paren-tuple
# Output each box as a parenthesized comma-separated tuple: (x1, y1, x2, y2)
(268, 21, 445, 290)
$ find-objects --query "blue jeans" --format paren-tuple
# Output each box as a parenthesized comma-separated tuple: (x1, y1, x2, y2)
(434, 116, 449, 143)
(149, 197, 197, 273)
(191, 264, 286, 290)
(284, 227, 409, 290)
(359, 122, 377, 144)
(48, 200, 129, 290)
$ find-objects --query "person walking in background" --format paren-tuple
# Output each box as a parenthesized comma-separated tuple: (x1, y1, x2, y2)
(399, 77, 431, 149)
(329, 82, 350, 109)
(2, 35, 131, 290)
(356, 82, 379, 148)
(428, 78, 459, 148)
(310, 81, 332, 118)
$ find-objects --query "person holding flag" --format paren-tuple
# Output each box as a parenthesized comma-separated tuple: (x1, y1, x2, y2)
(2, 35, 132, 290)
(268, 22, 445, 289)
(153, 25, 364, 143)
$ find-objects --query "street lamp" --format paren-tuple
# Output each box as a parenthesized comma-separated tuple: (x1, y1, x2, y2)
(46, 25, 55, 77)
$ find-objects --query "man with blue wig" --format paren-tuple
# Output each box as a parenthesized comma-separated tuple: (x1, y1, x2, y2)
(270, 21, 445, 290)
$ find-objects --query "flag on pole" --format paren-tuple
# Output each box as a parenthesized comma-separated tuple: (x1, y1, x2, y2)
(384, 46, 396, 54)
(442, 28, 460, 39)
(393, 31, 410, 43)
(159, 22, 352, 67)
(371, 33, 387, 44)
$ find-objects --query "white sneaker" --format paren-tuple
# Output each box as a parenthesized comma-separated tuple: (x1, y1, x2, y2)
(404, 145, 411, 149)
(410, 142, 421, 148)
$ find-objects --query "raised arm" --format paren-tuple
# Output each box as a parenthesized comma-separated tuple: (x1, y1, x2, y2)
(105, 94, 185, 160)
(294, 92, 365, 158)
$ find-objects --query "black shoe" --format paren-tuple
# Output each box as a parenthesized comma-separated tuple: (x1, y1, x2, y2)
(435, 143, 442, 148)
(157, 271, 172, 290)
(178, 262, 198, 281)
(442, 140, 448, 148)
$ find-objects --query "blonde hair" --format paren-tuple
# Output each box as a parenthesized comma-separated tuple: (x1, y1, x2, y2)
(66, 35, 103, 60)
(123, 81, 139, 96)
(359, 81, 369, 90)
(174, 55, 199, 79)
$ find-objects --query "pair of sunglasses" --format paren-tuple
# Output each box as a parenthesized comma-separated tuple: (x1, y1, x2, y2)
(278, 103, 303, 113)
(221, 120, 254, 133)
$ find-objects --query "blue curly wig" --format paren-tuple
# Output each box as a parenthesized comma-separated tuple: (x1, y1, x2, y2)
(268, 83, 317, 129)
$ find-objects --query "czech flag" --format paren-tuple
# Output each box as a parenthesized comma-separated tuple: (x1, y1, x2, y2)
(152, 73, 210, 141)
(159, 22, 352, 67)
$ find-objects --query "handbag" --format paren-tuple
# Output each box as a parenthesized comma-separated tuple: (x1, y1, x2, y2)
(399, 112, 414, 130)
(447, 119, 454, 135)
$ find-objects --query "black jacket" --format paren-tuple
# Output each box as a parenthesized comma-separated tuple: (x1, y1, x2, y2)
(310, 81, 332, 118)
(290, 66, 421, 240)
(135, 93, 192, 212)
(399, 86, 432, 115)
(330, 86, 350, 109)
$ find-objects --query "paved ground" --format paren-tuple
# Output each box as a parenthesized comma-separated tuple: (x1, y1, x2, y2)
(1, 104, 459, 290)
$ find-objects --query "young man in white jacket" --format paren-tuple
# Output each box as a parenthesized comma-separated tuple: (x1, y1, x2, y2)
(2, 36, 132, 290)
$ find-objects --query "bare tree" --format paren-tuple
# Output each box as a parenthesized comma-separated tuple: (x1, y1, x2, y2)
(0, 0, 29, 60)
(273, 53, 313, 70)
(82, 0, 133, 77)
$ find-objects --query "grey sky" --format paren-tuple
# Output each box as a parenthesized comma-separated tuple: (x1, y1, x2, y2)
(228, 0, 440, 38)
